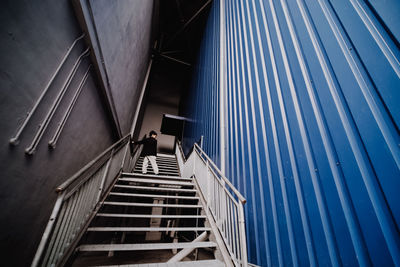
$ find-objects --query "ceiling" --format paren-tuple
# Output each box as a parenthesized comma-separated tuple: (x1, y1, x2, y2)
(153, 0, 212, 66)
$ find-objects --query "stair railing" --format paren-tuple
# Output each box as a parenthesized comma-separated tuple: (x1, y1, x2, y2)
(176, 141, 248, 267)
(31, 134, 141, 267)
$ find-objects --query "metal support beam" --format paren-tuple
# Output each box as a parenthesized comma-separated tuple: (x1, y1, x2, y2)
(167, 231, 208, 263)
(130, 58, 153, 136)
(162, 0, 212, 50)
(159, 54, 191, 67)
(72, 0, 123, 138)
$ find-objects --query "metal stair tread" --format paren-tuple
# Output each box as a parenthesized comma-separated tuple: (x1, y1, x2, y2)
(96, 213, 206, 219)
(109, 192, 199, 200)
(103, 201, 202, 208)
(122, 173, 190, 181)
(134, 170, 179, 174)
(86, 226, 211, 232)
(77, 241, 217, 252)
(95, 259, 225, 267)
(118, 177, 193, 186)
(155, 153, 176, 158)
(137, 159, 177, 164)
(134, 164, 178, 169)
(114, 185, 197, 192)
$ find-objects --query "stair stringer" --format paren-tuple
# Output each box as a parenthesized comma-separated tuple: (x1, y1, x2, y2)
(192, 175, 235, 267)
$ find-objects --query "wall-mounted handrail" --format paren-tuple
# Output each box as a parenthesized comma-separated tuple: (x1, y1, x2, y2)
(48, 65, 92, 148)
(9, 34, 85, 146)
(25, 48, 90, 155)
(176, 141, 248, 267)
(31, 133, 142, 267)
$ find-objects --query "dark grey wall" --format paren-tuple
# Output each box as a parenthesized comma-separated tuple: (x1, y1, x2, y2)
(80, 0, 154, 134)
(0, 0, 154, 266)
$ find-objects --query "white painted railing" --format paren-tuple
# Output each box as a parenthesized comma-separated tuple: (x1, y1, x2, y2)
(31, 134, 142, 267)
(176, 142, 248, 267)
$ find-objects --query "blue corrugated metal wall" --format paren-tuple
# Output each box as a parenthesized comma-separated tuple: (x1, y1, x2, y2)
(183, 0, 400, 266)
(182, 0, 221, 165)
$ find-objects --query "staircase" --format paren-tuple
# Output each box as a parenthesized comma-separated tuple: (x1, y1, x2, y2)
(69, 154, 225, 266)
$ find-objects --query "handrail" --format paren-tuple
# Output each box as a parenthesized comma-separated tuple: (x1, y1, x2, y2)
(56, 134, 130, 192)
(32, 133, 142, 267)
(9, 33, 85, 146)
(194, 143, 246, 204)
(48, 65, 92, 148)
(25, 47, 91, 155)
(176, 141, 248, 267)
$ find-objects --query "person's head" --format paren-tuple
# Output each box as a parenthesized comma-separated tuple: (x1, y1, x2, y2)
(149, 130, 157, 139)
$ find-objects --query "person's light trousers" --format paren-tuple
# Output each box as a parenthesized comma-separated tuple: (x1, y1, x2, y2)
(142, 156, 159, 174)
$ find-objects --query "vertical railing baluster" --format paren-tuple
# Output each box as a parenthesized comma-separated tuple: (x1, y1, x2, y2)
(48, 193, 76, 265)
(67, 182, 87, 242)
(238, 203, 248, 266)
(97, 153, 112, 203)
(57, 190, 83, 263)
(206, 160, 211, 209)
(41, 197, 67, 266)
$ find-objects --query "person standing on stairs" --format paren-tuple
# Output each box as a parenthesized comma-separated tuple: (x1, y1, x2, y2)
(132, 130, 159, 175)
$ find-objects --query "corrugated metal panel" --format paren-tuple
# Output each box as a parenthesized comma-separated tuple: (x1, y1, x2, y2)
(183, 0, 400, 266)
(182, 0, 221, 165)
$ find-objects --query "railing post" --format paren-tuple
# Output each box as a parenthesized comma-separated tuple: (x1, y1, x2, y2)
(97, 148, 114, 203)
(31, 192, 66, 267)
(120, 141, 130, 171)
(238, 203, 248, 267)
(206, 160, 211, 209)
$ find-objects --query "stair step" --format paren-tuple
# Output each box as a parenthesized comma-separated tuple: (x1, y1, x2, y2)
(137, 158, 177, 163)
(103, 201, 202, 208)
(138, 156, 176, 160)
(96, 213, 206, 219)
(135, 162, 178, 168)
(87, 227, 211, 232)
(118, 177, 194, 186)
(95, 259, 225, 267)
(134, 164, 178, 169)
(114, 185, 197, 193)
(156, 153, 176, 158)
(77, 241, 217, 252)
(122, 173, 190, 181)
(109, 192, 199, 200)
(133, 171, 180, 175)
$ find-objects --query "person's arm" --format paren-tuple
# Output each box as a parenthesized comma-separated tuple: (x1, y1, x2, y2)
(132, 138, 146, 145)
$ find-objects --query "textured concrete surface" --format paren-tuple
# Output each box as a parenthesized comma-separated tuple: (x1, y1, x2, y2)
(88, 0, 154, 134)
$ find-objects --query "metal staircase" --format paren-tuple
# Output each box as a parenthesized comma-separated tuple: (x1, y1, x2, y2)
(69, 154, 224, 266)
(31, 137, 248, 267)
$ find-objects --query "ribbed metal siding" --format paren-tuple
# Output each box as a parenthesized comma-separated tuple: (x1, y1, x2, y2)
(184, 0, 400, 266)
(183, 1, 221, 165)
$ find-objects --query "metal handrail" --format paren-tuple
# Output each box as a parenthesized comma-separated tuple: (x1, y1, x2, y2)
(48, 65, 92, 148)
(9, 34, 85, 146)
(176, 141, 248, 267)
(25, 47, 91, 155)
(56, 134, 130, 192)
(194, 143, 246, 204)
(31, 134, 141, 267)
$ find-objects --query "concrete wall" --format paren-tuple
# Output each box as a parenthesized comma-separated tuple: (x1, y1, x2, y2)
(76, 0, 155, 134)
(0, 0, 154, 266)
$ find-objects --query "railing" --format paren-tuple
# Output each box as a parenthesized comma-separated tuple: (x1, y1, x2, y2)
(31, 134, 141, 267)
(176, 141, 248, 267)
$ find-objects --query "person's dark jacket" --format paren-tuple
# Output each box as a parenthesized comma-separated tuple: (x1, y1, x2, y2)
(134, 137, 157, 156)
